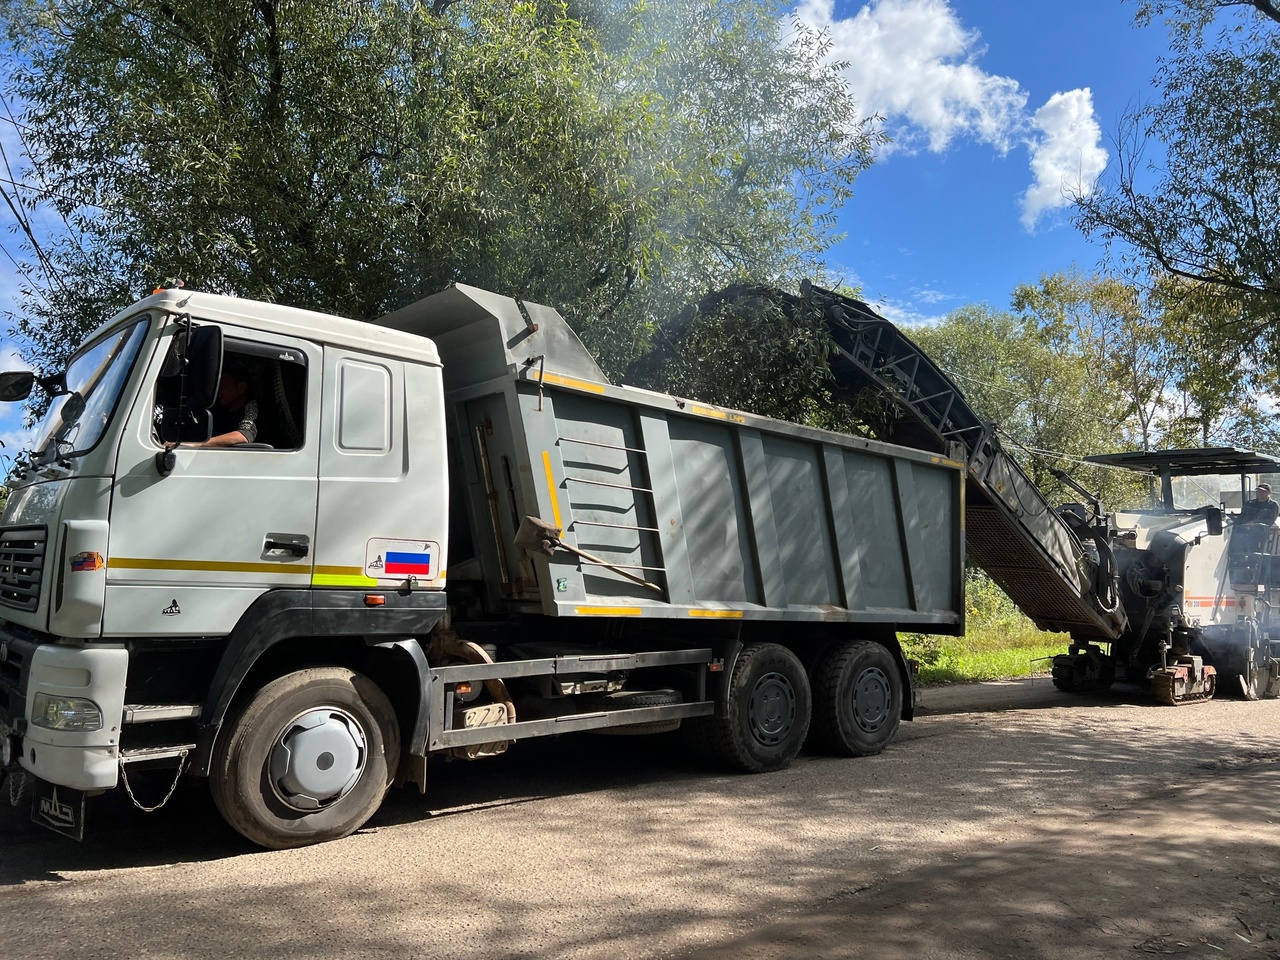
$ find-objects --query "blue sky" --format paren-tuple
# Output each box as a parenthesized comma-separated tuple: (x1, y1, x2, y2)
(801, 0, 1170, 323)
(0, 0, 1175, 449)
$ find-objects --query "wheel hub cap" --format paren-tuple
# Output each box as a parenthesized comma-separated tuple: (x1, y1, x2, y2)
(853, 667, 891, 732)
(270, 707, 367, 811)
(749, 672, 796, 745)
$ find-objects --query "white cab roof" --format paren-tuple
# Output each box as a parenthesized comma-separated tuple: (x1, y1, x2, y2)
(85, 289, 441, 367)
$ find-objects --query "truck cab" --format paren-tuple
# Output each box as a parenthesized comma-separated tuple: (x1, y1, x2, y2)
(0, 287, 449, 835)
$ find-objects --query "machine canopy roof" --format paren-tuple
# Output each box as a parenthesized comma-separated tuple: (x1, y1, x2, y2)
(1084, 447, 1280, 477)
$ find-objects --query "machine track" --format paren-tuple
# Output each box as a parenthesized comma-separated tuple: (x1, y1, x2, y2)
(1150, 670, 1216, 706)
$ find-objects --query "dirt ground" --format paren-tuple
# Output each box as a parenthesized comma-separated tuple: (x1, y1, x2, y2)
(1, 678, 1278, 960)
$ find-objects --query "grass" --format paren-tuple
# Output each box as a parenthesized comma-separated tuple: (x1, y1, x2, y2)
(900, 570, 1068, 684)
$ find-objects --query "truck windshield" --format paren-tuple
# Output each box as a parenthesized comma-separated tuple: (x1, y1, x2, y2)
(31, 318, 149, 463)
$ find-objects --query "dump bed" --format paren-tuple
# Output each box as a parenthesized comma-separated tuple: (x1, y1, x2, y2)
(382, 285, 964, 632)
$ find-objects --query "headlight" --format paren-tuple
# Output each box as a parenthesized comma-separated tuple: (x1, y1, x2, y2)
(30, 692, 103, 731)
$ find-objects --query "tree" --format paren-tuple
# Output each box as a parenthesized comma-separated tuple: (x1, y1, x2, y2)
(0, 0, 876, 379)
(1152, 275, 1280, 449)
(1012, 270, 1177, 453)
(908, 302, 1137, 505)
(1075, 1, 1280, 355)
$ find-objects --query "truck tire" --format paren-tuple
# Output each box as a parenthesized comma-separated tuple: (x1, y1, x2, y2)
(810, 640, 901, 756)
(580, 688, 683, 735)
(210, 667, 400, 849)
(692, 643, 811, 773)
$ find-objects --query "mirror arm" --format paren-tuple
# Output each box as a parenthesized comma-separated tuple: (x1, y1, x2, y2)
(36, 373, 67, 397)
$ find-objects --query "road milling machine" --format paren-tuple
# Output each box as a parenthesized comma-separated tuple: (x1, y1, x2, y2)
(715, 282, 1280, 705)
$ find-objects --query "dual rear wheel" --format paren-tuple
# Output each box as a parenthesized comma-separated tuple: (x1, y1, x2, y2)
(692, 639, 903, 772)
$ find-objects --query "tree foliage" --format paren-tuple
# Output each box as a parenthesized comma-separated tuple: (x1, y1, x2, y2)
(1076, 0, 1280, 353)
(908, 298, 1138, 506)
(625, 283, 888, 432)
(1, 0, 876, 377)
(1150, 275, 1280, 447)
(908, 269, 1279, 508)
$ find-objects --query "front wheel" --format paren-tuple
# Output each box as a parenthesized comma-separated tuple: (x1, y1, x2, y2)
(692, 642, 811, 773)
(211, 667, 400, 849)
(810, 640, 902, 756)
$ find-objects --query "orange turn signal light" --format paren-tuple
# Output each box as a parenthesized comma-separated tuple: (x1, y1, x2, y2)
(364, 594, 386, 607)
(455, 682, 474, 695)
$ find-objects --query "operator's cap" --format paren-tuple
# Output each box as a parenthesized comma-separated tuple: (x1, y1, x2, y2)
(1259, 482, 1272, 492)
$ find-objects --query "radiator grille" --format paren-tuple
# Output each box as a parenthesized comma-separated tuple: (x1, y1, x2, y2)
(0, 526, 47, 612)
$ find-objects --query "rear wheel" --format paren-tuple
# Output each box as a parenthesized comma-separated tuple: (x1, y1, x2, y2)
(692, 643, 811, 773)
(810, 641, 902, 756)
(211, 667, 400, 849)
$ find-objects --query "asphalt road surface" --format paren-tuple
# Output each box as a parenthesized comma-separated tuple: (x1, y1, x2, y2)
(1, 678, 1278, 959)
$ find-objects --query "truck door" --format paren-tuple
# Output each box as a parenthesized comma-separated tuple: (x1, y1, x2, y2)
(105, 329, 322, 637)
(312, 349, 448, 591)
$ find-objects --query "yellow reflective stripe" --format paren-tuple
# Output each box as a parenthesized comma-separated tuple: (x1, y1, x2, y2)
(312, 564, 379, 587)
(574, 606, 642, 617)
(690, 404, 746, 424)
(109, 557, 309, 576)
(542, 451, 564, 530)
(541, 372, 606, 394)
(688, 609, 744, 619)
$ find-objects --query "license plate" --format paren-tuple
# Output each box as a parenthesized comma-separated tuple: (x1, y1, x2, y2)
(30, 779, 85, 841)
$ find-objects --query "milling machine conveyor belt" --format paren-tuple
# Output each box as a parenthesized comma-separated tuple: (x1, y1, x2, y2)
(801, 282, 1126, 640)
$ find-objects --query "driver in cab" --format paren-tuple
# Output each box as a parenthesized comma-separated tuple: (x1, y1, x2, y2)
(1240, 482, 1279, 527)
(175, 358, 259, 449)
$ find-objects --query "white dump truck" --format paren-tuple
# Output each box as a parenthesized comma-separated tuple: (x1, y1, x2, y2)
(0, 283, 964, 847)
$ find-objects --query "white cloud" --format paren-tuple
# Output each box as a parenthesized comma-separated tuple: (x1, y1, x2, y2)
(792, 0, 1107, 230)
(870, 296, 950, 327)
(796, 0, 1026, 154)
(911, 287, 957, 305)
(1020, 89, 1108, 230)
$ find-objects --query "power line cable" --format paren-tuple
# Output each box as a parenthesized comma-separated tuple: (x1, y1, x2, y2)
(947, 369, 1127, 429)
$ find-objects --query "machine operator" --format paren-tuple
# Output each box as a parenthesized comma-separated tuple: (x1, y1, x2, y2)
(1240, 482, 1279, 527)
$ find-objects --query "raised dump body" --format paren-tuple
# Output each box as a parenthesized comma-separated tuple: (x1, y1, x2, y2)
(382, 285, 965, 632)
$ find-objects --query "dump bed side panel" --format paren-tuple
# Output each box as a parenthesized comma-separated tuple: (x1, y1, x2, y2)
(489, 380, 964, 629)
(386, 284, 964, 631)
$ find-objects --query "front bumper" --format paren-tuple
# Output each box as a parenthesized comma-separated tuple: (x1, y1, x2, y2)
(1, 628, 127, 790)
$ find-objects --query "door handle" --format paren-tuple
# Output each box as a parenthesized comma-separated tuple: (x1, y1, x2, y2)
(264, 537, 309, 558)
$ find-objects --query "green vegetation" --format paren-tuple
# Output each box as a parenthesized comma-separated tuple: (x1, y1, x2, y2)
(901, 570, 1067, 684)
(0, 0, 876, 382)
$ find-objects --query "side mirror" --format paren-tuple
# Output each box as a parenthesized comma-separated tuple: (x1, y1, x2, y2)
(60, 392, 85, 425)
(0, 371, 34, 402)
(1205, 506, 1223, 537)
(185, 325, 223, 411)
(155, 323, 223, 446)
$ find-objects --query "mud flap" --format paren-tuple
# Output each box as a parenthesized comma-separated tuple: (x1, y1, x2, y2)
(30, 779, 85, 840)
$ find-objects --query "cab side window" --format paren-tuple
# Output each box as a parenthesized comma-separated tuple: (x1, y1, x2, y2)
(155, 338, 308, 450)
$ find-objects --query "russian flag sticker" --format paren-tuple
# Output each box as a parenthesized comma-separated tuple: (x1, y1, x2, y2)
(365, 539, 440, 581)
(385, 551, 432, 576)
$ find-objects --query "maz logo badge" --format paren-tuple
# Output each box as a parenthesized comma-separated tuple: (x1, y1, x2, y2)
(161, 599, 181, 617)
(38, 788, 76, 828)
